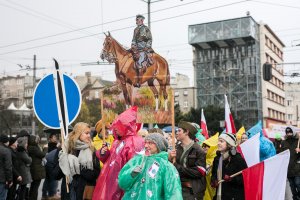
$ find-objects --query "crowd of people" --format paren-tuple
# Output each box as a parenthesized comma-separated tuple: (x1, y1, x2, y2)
(0, 106, 299, 200)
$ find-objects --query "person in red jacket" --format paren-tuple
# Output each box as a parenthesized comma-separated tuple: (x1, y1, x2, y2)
(92, 106, 144, 200)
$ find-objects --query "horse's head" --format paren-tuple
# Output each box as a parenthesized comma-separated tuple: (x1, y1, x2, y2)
(100, 32, 117, 63)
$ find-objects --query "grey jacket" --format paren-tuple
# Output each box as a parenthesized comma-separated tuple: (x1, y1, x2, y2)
(16, 146, 32, 185)
(0, 143, 12, 183)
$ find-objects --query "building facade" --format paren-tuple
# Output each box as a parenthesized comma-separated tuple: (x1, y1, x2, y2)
(189, 16, 285, 129)
(170, 73, 196, 113)
(285, 82, 300, 127)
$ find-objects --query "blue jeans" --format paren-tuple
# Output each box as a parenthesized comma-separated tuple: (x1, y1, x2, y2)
(0, 183, 8, 200)
(288, 176, 300, 200)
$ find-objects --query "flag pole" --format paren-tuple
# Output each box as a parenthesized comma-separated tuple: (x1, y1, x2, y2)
(171, 89, 176, 163)
(101, 90, 106, 143)
(218, 171, 243, 184)
(53, 59, 69, 193)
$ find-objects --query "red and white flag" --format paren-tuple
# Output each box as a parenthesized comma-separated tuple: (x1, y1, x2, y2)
(242, 150, 290, 200)
(200, 108, 209, 139)
(224, 94, 236, 134)
(239, 133, 260, 167)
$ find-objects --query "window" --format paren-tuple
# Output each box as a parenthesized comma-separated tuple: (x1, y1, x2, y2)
(183, 91, 188, 96)
(288, 114, 293, 120)
(183, 101, 188, 108)
(174, 91, 179, 97)
(287, 100, 292, 106)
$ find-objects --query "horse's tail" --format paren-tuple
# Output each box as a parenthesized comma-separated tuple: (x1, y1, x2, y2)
(154, 53, 170, 86)
(166, 61, 170, 86)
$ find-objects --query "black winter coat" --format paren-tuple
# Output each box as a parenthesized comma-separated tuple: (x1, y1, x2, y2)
(16, 146, 32, 185)
(211, 152, 247, 200)
(28, 136, 46, 180)
(174, 142, 206, 199)
(55, 149, 100, 200)
(0, 143, 12, 183)
(9, 147, 21, 183)
(280, 136, 300, 177)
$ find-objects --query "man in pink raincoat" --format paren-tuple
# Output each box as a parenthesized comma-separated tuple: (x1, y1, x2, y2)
(92, 106, 144, 200)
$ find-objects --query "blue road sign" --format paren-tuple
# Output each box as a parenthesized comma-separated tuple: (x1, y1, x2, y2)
(33, 73, 81, 129)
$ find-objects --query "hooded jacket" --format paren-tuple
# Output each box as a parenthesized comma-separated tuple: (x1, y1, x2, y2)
(118, 152, 182, 200)
(28, 135, 46, 180)
(92, 107, 144, 200)
(280, 134, 300, 177)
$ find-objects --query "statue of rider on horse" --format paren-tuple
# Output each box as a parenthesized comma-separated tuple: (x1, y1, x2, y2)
(131, 14, 154, 88)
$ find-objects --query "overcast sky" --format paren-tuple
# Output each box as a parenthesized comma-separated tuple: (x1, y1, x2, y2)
(0, 0, 300, 85)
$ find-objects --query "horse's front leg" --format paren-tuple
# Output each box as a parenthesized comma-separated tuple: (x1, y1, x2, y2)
(119, 76, 131, 108)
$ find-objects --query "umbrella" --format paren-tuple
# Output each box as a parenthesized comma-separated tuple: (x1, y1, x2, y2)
(162, 126, 178, 133)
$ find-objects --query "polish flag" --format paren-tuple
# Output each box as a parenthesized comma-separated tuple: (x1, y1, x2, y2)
(239, 133, 260, 167)
(224, 94, 236, 134)
(242, 150, 290, 200)
(200, 109, 209, 139)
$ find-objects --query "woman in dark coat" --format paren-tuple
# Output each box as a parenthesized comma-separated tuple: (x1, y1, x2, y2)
(28, 135, 46, 200)
(16, 136, 32, 200)
(211, 133, 247, 200)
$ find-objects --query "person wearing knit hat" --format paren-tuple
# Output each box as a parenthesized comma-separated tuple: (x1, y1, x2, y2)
(280, 126, 300, 200)
(0, 134, 9, 146)
(144, 133, 168, 155)
(7, 136, 22, 200)
(118, 132, 183, 200)
(210, 133, 247, 200)
(169, 120, 206, 200)
(15, 136, 32, 200)
(9, 137, 17, 147)
(0, 134, 12, 200)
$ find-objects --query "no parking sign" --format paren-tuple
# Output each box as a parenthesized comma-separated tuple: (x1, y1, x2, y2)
(33, 60, 81, 138)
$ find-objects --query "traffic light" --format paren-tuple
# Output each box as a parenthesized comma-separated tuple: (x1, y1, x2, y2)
(263, 63, 272, 81)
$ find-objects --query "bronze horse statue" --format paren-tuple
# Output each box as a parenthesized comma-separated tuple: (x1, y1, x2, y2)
(100, 32, 170, 111)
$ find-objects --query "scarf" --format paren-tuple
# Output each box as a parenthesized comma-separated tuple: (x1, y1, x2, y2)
(59, 139, 93, 183)
(216, 151, 229, 200)
(75, 140, 94, 170)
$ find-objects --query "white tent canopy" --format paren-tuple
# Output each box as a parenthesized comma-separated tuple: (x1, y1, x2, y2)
(7, 102, 18, 110)
(19, 103, 30, 111)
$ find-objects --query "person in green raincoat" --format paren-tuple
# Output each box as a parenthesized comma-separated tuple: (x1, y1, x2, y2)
(118, 133, 183, 200)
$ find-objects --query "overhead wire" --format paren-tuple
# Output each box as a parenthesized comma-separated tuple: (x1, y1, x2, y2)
(0, 0, 250, 55)
(0, 0, 206, 49)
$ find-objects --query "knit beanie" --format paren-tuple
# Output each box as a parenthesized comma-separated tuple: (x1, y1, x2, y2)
(178, 121, 198, 135)
(285, 127, 296, 136)
(219, 133, 237, 147)
(145, 133, 168, 152)
(0, 134, 9, 144)
(9, 137, 17, 146)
